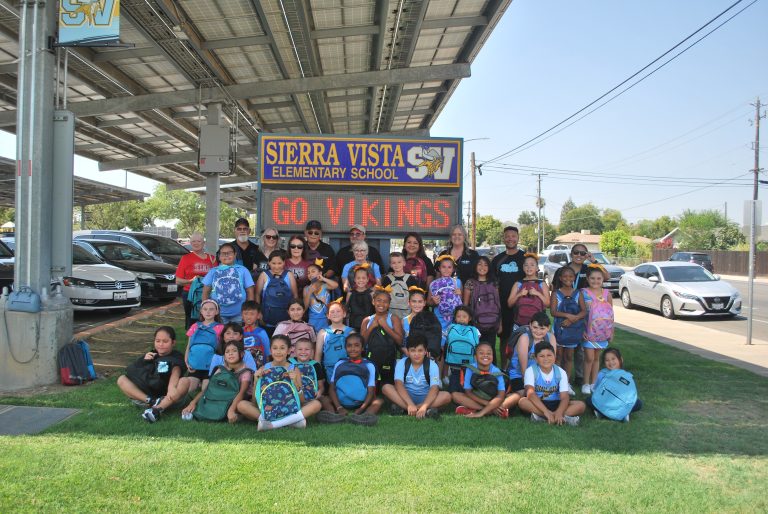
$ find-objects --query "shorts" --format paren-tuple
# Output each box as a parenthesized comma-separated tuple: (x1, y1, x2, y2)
(541, 399, 563, 412)
(186, 369, 209, 381)
(447, 366, 463, 393)
(557, 340, 581, 350)
(410, 392, 428, 406)
(583, 340, 609, 350)
(507, 377, 525, 394)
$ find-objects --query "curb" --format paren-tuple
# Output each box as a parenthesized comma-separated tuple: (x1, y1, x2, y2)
(74, 299, 182, 340)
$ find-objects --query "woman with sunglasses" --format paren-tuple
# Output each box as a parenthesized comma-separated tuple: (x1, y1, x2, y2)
(254, 227, 282, 277)
(551, 244, 594, 291)
(285, 235, 312, 290)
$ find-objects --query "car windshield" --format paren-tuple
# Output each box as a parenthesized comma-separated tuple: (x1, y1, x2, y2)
(661, 266, 716, 282)
(591, 252, 612, 265)
(0, 240, 12, 257)
(539, 256, 547, 265)
(73, 245, 103, 265)
(94, 242, 152, 261)
(134, 235, 188, 255)
(692, 253, 712, 262)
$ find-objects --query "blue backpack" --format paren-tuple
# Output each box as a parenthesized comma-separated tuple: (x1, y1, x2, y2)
(591, 369, 638, 421)
(554, 290, 586, 346)
(444, 324, 479, 366)
(211, 266, 245, 307)
(333, 359, 371, 408)
(187, 278, 204, 320)
(321, 326, 352, 377)
(262, 271, 292, 327)
(255, 365, 302, 422)
(289, 358, 319, 400)
(188, 323, 218, 371)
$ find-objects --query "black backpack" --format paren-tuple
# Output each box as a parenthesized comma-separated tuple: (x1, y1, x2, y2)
(58, 341, 97, 386)
(365, 319, 398, 379)
(347, 289, 374, 332)
(403, 357, 434, 387)
(407, 310, 443, 359)
(464, 363, 507, 400)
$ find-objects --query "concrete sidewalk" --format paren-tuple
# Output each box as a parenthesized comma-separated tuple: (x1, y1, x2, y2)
(615, 307, 768, 377)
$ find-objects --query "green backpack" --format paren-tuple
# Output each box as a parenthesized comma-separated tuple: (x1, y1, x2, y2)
(193, 366, 246, 421)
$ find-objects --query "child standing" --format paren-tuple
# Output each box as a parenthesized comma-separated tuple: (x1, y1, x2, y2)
(183, 299, 224, 393)
(582, 264, 615, 395)
(452, 341, 508, 418)
(241, 301, 270, 368)
(428, 255, 463, 337)
(588, 347, 642, 421)
(361, 288, 404, 387)
(549, 266, 586, 391)
(402, 287, 442, 359)
(303, 259, 339, 333)
(463, 256, 501, 358)
(381, 251, 418, 320)
(346, 266, 375, 332)
(315, 300, 353, 379)
(255, 250, 299, 336)
(507, 253, 550, 329)
(443, 306, 481, 392)
(518, 341, 585, 426)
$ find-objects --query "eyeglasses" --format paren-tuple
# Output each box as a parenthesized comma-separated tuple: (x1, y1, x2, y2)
(219, 251, 235, 256)
(289, 244, 304, 249)
(264, 234, 278, 240)
(307, 230, 321, 236)
(572, 251, 588, 256)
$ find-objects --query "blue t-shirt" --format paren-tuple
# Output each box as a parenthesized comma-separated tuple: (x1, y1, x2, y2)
(243, 325, 270, 357)
(394, 357, 441, 401)
(342, 261, 382, 282)
(202, 264, 254, 318)
(209, 351, 257, 375)
(463, 362, 506, 392)
(330, 360, 376, 388)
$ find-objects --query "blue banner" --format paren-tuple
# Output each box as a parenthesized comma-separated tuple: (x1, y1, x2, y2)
(259, 134, 462, 189)
(59, 0, 120, 47)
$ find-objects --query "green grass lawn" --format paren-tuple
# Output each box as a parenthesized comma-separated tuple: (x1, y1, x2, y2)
(1, 328, 767, 513)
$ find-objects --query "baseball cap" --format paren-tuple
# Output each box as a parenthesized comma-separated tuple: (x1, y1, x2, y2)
(350, 224, 366, 234)
(306, 220, 322, 231)
(235, 217, 250, 228)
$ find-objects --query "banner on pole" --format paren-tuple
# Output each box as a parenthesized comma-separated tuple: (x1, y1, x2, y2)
(59, 0, 120, 47)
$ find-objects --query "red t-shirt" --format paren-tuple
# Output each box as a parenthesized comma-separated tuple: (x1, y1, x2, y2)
(176, 252, 217, 291)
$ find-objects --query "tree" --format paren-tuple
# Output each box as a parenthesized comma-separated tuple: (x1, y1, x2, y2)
(219, 203, 247, 238)
(601, 209, 628, 232)
(558, 203, 603, 235)
(0, 207, 14, 224)
(677, 209, 741, 250)
(475, 214, 504, 246)
(519, 220, 556, 251)
(144, 185, 206, 237)
(600, 229, 637, 257)
(632, 215, 677, 240)
(84, 200, 151, 230)
(713, 224, 746, 249)
(517, 210, 538, 226)
(560, 197, 576, 222)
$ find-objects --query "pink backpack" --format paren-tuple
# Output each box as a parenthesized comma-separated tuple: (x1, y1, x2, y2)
(584, 289, 614, 342)
(513, 280, 545, 327)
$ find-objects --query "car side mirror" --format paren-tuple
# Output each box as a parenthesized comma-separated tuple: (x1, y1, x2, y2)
(713, 274, 721, 281)
(648, 275, 660, 283)
(611, 260, 617, 265)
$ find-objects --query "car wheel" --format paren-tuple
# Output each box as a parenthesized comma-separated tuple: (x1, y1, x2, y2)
(621, 289, 633, 309)
(110, 307, 132, 315)
(660, 296, 676, 320)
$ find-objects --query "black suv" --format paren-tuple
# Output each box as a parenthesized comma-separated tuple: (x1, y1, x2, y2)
(668, 252, 714, 272)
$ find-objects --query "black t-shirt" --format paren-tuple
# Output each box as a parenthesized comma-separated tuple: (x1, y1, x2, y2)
(135, 349, 185, 396)
(306, 241, 337, 276)
(335, 244, 384, 277)
(491, 249, 527, 301)
(437, 248, 479, 285)
(233, 241, 266, 274)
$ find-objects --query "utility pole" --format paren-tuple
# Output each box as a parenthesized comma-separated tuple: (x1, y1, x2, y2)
(747, 97, 765, 346)
(465, 201, 471, 230)
(471, 152, 477, 249)
(533, 173, 547, 253)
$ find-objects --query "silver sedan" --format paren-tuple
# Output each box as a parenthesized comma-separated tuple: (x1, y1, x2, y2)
(619, 261, 741, 319)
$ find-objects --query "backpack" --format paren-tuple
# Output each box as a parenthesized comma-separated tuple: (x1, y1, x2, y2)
(321, 325, 352, 375)
(276, 320, 315, 349)
(530, 363, 562, 401)
(464, 363, 506, 400)
(444, 324, 479, 366)
(365, 315, 397, 378)
(506, 326, 541, 379)
(468, 279, 501, 331)
(58, 340, 97, 386)
(591, 369, 638, 421)
(193, 366, 246, 421)
(554, 289, 586, 346)
(346, 289, 374, 331)
(584, 289, 614, 342)
(289, 357, 319, 400)
(513, 280, 545, 326)
(187, 277, 204, 320)
(188, 323, 218, 371)
(243, 327, 269, 368)
(430, 276, 462, 323)
(126, 356, 166, 395)
(385, 274, 410, 319)
(255, 365, 302, 422)
(211, 266, 245, 307)
(404, 257, 428, 287)
(262, 271, 292, 327)
(406, 310, 443, 359)
(333, 359, 371, 407)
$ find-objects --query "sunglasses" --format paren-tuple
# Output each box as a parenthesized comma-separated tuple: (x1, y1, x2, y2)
(289, 244, 304, 249)
(264, 234, 278, 240)
(572, 251, 588, 256)
(307, 230, 321, 236)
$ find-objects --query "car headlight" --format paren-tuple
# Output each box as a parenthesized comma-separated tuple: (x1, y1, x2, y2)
(673, 290, 699, 300)
(135, 272, 155, 280)
(732, 291, 741, 299)
(62, 276, 96, 288)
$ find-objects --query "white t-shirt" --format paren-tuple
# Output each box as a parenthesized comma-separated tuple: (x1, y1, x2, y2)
(524, 364, 569, 393)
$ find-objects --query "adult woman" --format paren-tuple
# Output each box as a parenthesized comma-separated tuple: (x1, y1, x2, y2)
(552, 243, 596, 290)
(341, 241, 382, 291)
(285, 235, 312, 290)
(402, 232, 434, 288)
(438, 224, 479, 284)
(175, 232, 216, 329)
(254, 227, 281, 276)
(201, 242, 255, 323)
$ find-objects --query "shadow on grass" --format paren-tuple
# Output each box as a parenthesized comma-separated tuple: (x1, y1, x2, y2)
(2, 329, 767, 457)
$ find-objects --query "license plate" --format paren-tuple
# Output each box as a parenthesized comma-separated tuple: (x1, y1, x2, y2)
(712, 302, 723, 310)
(113, 292, 128, 301)
(167, 284, 177, 292)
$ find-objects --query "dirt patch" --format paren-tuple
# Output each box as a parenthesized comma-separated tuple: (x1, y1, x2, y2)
(680, 399, 768, 424)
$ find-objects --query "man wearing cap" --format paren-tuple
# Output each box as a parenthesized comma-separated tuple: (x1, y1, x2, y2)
(304, 220, 337, 278)
(334, 224, 384, 277)
(233, 217, 266, 279)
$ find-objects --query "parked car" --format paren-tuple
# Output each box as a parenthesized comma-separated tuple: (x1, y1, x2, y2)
(545, 244, 570, 252)
(668, 251, 714, 272)
(619, 261, 741, 319)
(61, 244, 141, 314)
(476, 246, 491, 257)
(1, 235, 14, 252)
(488, 244, 506, 258)
(542, 250, 625, 295)
(74, 230, 189, 265)
(73, 240, 178, 300)
(0, 238, 13, 292)
(537, 254, 548, 279)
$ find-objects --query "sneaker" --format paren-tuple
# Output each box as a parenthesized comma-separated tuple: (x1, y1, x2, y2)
(257, 417, 274, 431)
(316, 411, 346, 424)
(142, 408, 161, 423)
(425, 408, 441, 420)
(151, 396, 165, 408)
(581, 384, 591, 395)
(564, 415, 580, 426)
(455, 406, 476, 416)
(530, 413, 546, 423)
(623, 414, 630, 423)
(442, 376, 450, 387)
(289, 418, 307, 429)
(389, 404, 406, 416)
(594, 409, 603, 419)
(347, 413, 378, 426)
(181, 412, 194, 421)
(131, 398, 150, 408)
(568, 384, 576, 397)
(496, 407, 510, 419)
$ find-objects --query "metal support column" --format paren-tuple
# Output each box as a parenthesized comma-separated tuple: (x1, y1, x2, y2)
(51, 110, 75, 281)
(204, 103, 222, 253)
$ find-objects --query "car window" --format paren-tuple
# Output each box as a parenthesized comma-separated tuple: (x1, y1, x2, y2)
(692, 253, 711, 262)
(647, 266, 661, 279)
(0, 240, 12, 258)
(669, 253, 681, 261)
(94, 242, 152, 261)
(634, 265, 648, 278)
(591, 252, 611, 265)
(661, 266, 715, 282)
(134, 235, 189, 255)
(72, 245, 103, 265)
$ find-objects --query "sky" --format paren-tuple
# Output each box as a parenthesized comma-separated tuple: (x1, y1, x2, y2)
(1, 0, 767, 228)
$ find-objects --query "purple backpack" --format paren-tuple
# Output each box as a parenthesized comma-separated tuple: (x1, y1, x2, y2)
(584, 289, 614, 342)
(468, 280, 500, 331)
(430, 276, 462, 323)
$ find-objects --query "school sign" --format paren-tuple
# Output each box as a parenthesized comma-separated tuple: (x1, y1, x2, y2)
(258, 134, 463, 236)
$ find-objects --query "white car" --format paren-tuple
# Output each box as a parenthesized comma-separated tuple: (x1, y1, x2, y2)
(61, 244, 141, 314)
(619, 261, 741, 319)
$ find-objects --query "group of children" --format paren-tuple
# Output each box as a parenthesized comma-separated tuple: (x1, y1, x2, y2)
(117, 251, 642, 429)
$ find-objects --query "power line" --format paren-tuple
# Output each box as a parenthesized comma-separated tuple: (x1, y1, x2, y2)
(482, 0, 756, 165)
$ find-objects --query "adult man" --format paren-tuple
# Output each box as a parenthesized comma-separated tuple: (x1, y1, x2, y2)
(334, 224, 383, 277)
(490, 226, 527, 362)
(232, 217, 265, 279)
(304, 220, 336, 278)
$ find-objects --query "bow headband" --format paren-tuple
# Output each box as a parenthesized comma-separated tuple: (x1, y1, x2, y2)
(353, 262, 370, 272)
(524, 252, 539, 260)
(314, 258, 324, 268)
(435, 254, 456, 264)
(374, 284, 392, 293)
(408, 285, 426, 294)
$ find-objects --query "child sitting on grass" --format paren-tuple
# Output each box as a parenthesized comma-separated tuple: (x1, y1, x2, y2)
(118, 326, 185, 416)
(452, 341, 508, 418)
(587, 348, 643, 422)
(382, 334, 451, 419)
(290, 338, 326, 403)
(518, 341, 585, 426)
